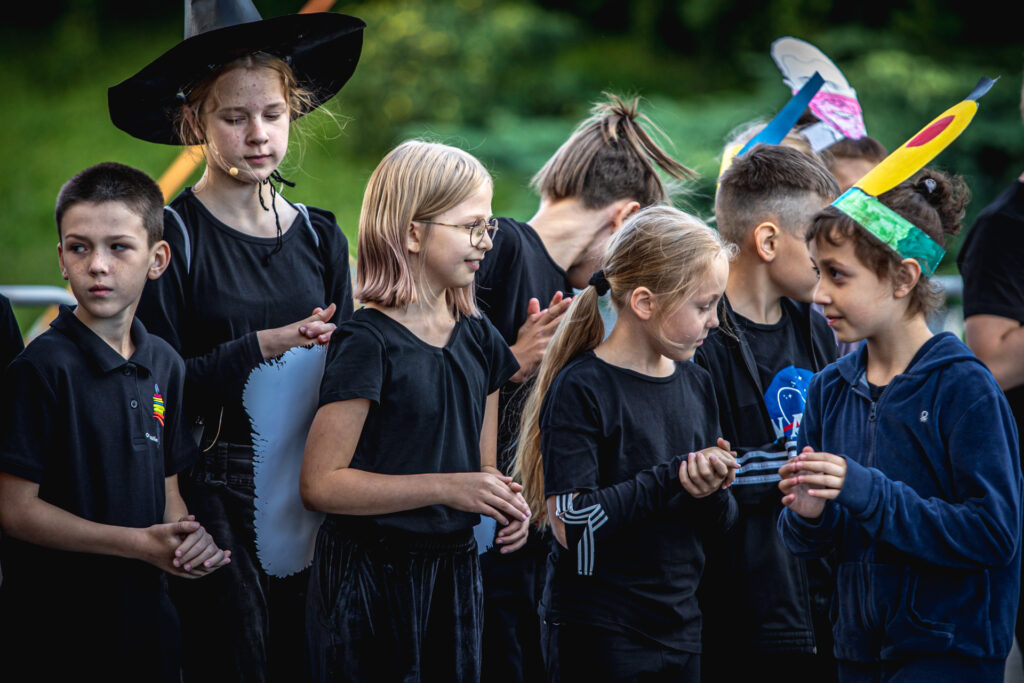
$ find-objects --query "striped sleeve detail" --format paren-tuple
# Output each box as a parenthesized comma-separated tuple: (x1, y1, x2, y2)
(732, 449, 790, 486)
(555, 493, 607, 576)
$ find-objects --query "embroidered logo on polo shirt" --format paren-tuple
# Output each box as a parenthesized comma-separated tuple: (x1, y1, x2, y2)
(153, 384, 165, 427)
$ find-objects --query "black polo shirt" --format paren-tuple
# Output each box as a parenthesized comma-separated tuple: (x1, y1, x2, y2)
(0, 293, 23, 374)
(0, 306, 196, 593)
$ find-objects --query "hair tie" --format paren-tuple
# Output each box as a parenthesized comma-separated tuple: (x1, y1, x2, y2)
(588, 269, 610, 296)
(922, 177, 937, 194)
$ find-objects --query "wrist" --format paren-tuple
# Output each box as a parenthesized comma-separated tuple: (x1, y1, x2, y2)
(257, 328, 284, 359)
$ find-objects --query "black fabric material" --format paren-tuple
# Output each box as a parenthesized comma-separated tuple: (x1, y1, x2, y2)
(170, 440, 309, 683)
(136, 188, 354, 444)
(318, 307, 518, 535)
(544, 620, 701, 683)
(108, 10, 365, 145)
(0, 293, 23, 374)
(474, 217, 572, 473)
(306, 517, 484, 682)
(540, 351, 737, 653)
(0, 307, 194, 681)
(693, 295, 838, 665)
(956, 177, 1024, 668)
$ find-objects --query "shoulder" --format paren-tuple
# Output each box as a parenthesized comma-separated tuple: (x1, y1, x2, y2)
(299, 204, 349, 250)
(337, 310, 389, 349)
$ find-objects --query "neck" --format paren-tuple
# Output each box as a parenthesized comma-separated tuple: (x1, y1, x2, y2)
(367, 278, 457, 346)
(725, 254, 784, 324)
(529, 197, 607, 272)
(192, 167, 289, 237)
(74, 306, 136, 360)
(863, 314, 934, 386)
(595, 311, 675, 377)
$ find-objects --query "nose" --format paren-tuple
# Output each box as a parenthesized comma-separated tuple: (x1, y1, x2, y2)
(812, 279, 831, 305)
(247, 116, 269, 144)
(88, 249, 110, 275)
(708, 303, 720, 330)
(478, 228, 494, 252)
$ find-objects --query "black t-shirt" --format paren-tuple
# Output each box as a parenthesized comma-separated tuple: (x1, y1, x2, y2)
(731, 306, 814, 448)
(958, 179, 1024, 461)
(136, 188, 354, 444)
(0, 306, 196, 597)
(318, 307, 519, 534)
(540, 351, 733, 652)
(0, 293, 23, 374)
(475, 217, 572, 472)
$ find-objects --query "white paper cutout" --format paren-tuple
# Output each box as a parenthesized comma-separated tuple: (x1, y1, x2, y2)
(244, 345, 328, 577)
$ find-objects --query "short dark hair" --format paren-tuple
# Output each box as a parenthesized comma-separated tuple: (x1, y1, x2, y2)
(55, 162, 164, 245)
(821, 135, 888, 172)
(715, 144, 839, 244)
(806, 170, 969, 317)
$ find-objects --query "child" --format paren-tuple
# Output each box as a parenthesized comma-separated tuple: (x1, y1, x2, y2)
(108, 4, 364, 680)
(778, 169, 1022, 681)
(821, 135, 888, 193)
(300, 140, 529, 682)
(0, 293, 22, 373)
(696, 143, 839, 682)
(475, 93, 696, 682)
(514, 205, 740, 682)
(0, 162, 229, 682)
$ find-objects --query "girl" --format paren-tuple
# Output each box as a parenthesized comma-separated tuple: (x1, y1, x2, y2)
(514, 205, 741, 682)
(475, 93, 697, 682)
(778, 171, 1022, 682)
(301, 140, 530, 682)
(108, 4, 365, 681)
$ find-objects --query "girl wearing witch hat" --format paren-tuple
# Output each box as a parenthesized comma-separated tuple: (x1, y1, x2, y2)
(109, 2, 364, 681)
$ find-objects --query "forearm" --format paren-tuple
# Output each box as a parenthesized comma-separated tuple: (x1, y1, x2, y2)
(164, 476, 189, 523)
(301, 467, 453, 515)
(1, 495, 143, 561)
(964, 316, 1024, 390)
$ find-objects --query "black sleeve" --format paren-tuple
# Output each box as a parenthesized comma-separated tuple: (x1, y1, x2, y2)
(308, 206, 355, 324)
(136, 211, 264, 404)
(318, 321, 386, 407)
(959, 205, 1024, 323)
(478, 315, 520, 393)
(0, 295, 23, 374)
(0, 358, 55, 483)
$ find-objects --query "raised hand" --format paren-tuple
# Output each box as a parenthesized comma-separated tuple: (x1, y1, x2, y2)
(257, 303, 338, 359)
(509, 292, 574, 382)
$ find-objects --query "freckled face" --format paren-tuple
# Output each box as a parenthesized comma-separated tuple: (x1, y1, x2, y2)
(201, 66, 290, 184)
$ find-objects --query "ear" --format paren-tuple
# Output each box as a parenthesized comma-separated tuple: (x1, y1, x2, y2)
(147, 240, 171, 281)
(629, 286, 655, 321)
(406, 221, 426, 255)
(752, 221, 780, 263)
(610, 200, 641, 230)
(893, 258, 922, 299)
(56, 242, 68, 280)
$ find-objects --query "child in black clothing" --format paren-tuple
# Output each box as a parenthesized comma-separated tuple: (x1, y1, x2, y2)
(696, 144, 839, 682)
(514, 205, 739, 682)
(109, 3, 364, 679)
(475, 93, 697, 681)
(301, 140, 529, 682)
(0, 162, 229, 682)
(0, 294, 22, 372)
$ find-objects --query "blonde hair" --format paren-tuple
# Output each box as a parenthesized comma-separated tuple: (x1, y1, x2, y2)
(356, 140, 492, 317)
(512, 205, 735, 522)
(531, 93, 697, 209)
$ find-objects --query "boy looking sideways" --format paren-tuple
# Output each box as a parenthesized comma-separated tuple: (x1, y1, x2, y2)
(0, 161, 229, 682)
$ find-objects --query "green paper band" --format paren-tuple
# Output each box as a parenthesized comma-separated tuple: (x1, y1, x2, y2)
(832, 188, 945, 277)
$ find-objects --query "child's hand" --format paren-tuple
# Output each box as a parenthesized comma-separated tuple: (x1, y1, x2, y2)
(257, 303, 338, 359)
(172, 515, 231, 576)
(680, 440, 738, 498)
(509, 292, 574, 382)
(495, 510, 531, 554)
(134, 519, 217, 578)
(778, 447, 846, 519)
(445, 472, 531, 526)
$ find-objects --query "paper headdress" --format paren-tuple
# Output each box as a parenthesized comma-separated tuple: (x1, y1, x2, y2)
(832, 77, 996, 277)
(770, 37, 866, 152)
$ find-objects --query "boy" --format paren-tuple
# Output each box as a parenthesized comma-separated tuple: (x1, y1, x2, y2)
(821, 135, 888, 193)
(476, 94, 696, 682)
(695, 144, 840, 681)
(0, 162, 229, 682)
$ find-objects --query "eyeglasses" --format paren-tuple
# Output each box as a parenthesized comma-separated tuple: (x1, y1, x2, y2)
(420, 217, 499, 248)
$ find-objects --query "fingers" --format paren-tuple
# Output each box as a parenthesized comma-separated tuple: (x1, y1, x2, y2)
(173, 528, 206, 567)
(497, 519, 530, 553)
(791, 473, 845, 490)
(480, 504, 511, 527)
(716, 437, 731, 453)
(526, 298, 541, 318)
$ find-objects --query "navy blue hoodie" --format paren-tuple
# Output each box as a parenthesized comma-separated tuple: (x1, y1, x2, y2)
(778, 332, 1022, 663)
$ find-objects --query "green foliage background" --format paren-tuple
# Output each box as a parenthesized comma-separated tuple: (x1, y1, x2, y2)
(2, 0, 1023, 329)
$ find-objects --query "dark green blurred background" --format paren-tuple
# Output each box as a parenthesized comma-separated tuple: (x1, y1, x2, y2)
(3, 0, 1023, 326)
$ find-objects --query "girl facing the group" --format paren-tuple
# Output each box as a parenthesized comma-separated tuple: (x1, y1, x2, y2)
(514, 205, 741, 682)
(300, 140, 530, 682)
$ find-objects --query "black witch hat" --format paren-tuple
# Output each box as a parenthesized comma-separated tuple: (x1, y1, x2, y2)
(108, 0, 364, 145)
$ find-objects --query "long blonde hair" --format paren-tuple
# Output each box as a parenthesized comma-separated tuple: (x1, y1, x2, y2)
(512, 205, 734, 522)
(356, 140, 491, 317)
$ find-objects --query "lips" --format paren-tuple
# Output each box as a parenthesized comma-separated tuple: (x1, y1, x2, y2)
(89, 285, 112, 296)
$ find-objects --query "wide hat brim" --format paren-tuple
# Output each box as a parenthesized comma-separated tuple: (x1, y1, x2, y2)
(108, 12, 365, 145)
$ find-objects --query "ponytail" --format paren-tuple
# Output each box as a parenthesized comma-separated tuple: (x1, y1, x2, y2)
(512, 286, 605, 523)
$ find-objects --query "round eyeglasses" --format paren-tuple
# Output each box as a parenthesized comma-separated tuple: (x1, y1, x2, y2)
(420, 217, 500, 248)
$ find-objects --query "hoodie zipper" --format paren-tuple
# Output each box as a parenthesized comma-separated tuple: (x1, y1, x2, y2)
(867, 399, 877, 469)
